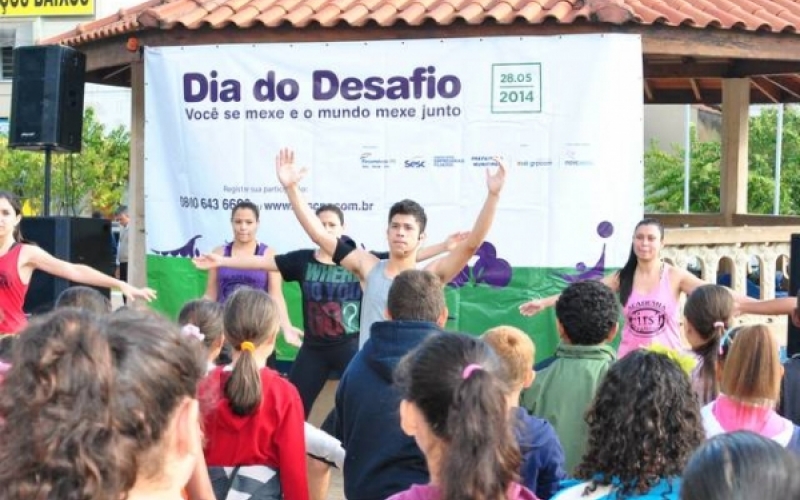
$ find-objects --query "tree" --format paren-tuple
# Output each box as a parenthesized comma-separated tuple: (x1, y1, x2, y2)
(0, 107, 130, 215)
(645, 106, 800, 214)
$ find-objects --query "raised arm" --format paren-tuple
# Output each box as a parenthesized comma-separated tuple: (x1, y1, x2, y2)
(276, 148, 377, 279)
(519, 273, 620, 316)
(194, 251, 278, 273)
(738, 296, 795, 316)
(426, 158, 506, 284)
(22, 245, 156, 303)
(416, 231, 470, 262)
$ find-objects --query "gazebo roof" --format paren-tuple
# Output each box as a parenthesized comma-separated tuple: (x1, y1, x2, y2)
(42, 0, 800, 104)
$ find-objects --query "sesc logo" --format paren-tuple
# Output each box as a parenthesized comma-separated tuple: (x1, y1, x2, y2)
(404, 157, 426, 168)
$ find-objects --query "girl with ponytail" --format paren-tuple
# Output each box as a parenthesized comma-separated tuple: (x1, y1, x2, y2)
(391, 331, 536, 500)
(199, 288, 308, 500)
(0, 190, 155, 334)
(682, 284, 735, 405)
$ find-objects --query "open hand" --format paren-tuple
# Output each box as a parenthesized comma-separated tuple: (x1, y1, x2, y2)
(444, 231, 471, 251)
(192, 253, 223, 270)
(519, 299, 545, 316)
(122, 284, 157, 303)
(487, 157, 507, 195)
(275, 148, 308, 188)
(282, 326, 304, 348)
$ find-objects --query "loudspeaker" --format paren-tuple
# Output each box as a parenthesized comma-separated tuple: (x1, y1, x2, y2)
(20, 217, 114, 314)
(788, 234, 800, 356)
(9, 45, 86, 153)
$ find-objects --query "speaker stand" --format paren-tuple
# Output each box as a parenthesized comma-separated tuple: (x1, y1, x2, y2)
(43, 147, 52, 216)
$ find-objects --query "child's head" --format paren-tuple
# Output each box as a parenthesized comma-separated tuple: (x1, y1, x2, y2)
(394, 332, 519, 500)
(577, 350, 703, 496)
(681, 431, 800, 500)
(0, 334, 15, 363)
(104, 309, 206, 495)
(555, 280, 619, 345)
(223, 288, 279, 416)
(0, 309, 121, 500)
(683, 284, 735, 404)
(720, 324, 782, 403)
(178, 299, 225, 363)
(55, 285, 112, 314)
(481, 325, 535, 394)
(386, 269, 447, 325)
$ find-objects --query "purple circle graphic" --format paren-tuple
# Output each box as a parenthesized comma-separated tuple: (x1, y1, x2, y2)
(597, 221, 614, 239)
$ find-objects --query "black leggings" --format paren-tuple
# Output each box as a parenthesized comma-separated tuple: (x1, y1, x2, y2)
(289, 339, 358, 418)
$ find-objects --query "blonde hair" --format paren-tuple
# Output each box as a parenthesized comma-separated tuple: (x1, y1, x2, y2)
(482, 325, 535, 390)
(721, 324, 782, 402)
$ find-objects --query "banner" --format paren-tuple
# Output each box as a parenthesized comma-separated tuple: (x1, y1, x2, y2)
(0, 0, 94, 17)
(144, 35, 644, 360)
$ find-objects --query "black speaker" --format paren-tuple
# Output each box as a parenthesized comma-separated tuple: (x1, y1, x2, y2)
(9, 45, 86, 153)
(20, 217, 114, 314)
(789, 234, 800, 356)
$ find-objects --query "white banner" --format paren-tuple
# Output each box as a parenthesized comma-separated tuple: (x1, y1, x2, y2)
(144, 35, 643, 268)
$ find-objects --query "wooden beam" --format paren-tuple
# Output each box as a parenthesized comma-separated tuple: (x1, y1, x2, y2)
(733, 214, 800, 227)
(646, 213, 727, 228)
(73, 22, 800, 76)
(720, 79, 750, 225)
(644, 80, 653, 102)
(750, 77, 781, 103)
(128, 61, 146, 288)
(644, 59, 800, 79)
(638, 86, 800, 105)
(764, 76, 800, 101)
(689, 78, 702, 101)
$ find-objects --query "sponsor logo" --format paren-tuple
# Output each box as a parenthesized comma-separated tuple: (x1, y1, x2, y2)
(360, 152, 395, 169)
(433, 156, 464, 168)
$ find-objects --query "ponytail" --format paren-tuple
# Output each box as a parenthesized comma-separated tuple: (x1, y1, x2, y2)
(224, 343, 263, 416)
(617, 246, 638, 306)
(221, 288, 279, 416)
(441, 370, 520, 500)
(694, 322, 724, 405)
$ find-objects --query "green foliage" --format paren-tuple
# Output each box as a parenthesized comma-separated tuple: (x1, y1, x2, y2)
(0, 107, 129, 215)
(645, 106, 800, 214)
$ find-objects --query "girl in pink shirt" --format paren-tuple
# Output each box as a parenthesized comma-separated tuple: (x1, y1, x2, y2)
(700, 324, 800, 454)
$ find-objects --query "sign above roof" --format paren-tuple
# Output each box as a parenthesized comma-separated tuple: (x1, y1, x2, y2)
(0, 0, 94, 18)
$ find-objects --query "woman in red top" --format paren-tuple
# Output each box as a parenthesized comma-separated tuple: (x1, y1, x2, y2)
(0, 191, 155, 333)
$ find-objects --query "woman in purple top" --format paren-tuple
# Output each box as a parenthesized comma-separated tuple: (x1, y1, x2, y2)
(203, 201, 301, 347)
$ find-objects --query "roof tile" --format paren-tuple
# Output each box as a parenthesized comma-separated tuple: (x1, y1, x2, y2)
(41, 0, 800, 47)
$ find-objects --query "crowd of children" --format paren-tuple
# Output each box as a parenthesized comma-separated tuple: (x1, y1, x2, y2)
(1, 147, 800, 499)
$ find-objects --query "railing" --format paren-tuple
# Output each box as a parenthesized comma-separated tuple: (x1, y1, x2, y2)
(660, 222, 799, 345)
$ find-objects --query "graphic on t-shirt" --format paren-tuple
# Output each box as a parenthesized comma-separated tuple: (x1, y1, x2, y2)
(0, 271, 10, 290)
(220, 276, 263, 298)
(627, 299, 667, 336)
(303, 262, 362, 339)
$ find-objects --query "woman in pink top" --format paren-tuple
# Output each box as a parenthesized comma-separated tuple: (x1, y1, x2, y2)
(520, 218, 758, 358)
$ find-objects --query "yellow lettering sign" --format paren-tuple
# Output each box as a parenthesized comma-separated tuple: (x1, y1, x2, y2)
(0, 0, 94, 17)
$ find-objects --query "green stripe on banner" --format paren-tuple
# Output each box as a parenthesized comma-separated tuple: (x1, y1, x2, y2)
(147, 255, 620, 362)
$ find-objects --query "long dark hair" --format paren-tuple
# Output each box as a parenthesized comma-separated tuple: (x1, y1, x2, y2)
(681, 431, 800, 500)
(0, 309, 122, 500)
(683, 284, 734, 404)
(0, 190, 27, 243)
(617, 218, 664, 306)
(394, 332, 520, 500)
(104, 309, 206, 488)
(222, 288, 279, 416)
(576, 350, 703, 496)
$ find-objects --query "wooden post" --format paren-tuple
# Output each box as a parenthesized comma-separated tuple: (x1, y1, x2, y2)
(128, 61, 146, 287)
(720, 78, 750, 226)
